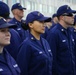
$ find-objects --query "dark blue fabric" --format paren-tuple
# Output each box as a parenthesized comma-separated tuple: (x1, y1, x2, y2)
(0, 1, 9, 17)
(0, 49, 20, 75)
(57, 5, 76, 17)
(9, 18, 28, 42)
(25, 11, 51, 25)
(5, 29, 21, 60)
(11, 3, 26, 11)
(0, 17, 16, 28)
(70, 27, 76, 75)
(17, 33, 53, 75)
(47, 23, 76, 75)
(50, 21, 57, 29)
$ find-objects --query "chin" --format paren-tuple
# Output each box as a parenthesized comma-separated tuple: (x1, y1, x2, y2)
(41, 32, 45, 34)
(4, 42, 10, 46)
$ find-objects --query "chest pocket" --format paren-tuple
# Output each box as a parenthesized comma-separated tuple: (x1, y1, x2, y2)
(59, 39, 69, 52)
(0, 68, 12, 75)
(32, 51, 48, 62)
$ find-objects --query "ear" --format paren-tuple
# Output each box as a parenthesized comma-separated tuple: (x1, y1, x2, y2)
(60, 16, 64, 20)
(12, 9, 17, 15)
(28, 23, 33, 29)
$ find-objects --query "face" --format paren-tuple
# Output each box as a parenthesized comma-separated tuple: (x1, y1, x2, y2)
(29, 21, 45, 34)
(62, 13, 74, 25)
(14, 9, 24, 18)
(44, 22, 52, 29)
(53, 17, 58, 24)
(0, 28, 11, 46)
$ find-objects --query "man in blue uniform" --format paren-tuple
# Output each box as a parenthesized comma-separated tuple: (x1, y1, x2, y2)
(47, 5, 76, 75)
(51, 13, 58, 29)
(0, 1, 22, 60)
(10, 3, 27, 41)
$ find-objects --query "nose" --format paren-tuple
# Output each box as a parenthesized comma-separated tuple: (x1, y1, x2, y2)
(5, 31, 10, 36)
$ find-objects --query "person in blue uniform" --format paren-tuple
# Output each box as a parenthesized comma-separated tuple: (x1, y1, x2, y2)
(71, 15, 76, 75)
(10, 3, 27, 41)
(17, 11, 53, 75)
(0, 1, 22, 60)
(0, 17, 20, 75)
(50, 13, 58, 29)
(41, 18, 52, 39)
(47, 5, 76, 75)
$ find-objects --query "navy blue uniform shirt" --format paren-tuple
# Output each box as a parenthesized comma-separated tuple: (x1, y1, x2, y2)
(47, 23, 76, 75)
(17, 33, 53, 75)
(71, 27, 76, 75)
(0, 48, 20, 75)
(9, 18, 28, 42)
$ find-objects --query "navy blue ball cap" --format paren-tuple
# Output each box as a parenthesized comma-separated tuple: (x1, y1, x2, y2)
(0, 17, 16, 28)
(57, 5, 76, 17)
(26, 11, 51, 25)
(52, 13, 57, 18)
(0, 1, 10, 17)
(11, 3, 26, 11)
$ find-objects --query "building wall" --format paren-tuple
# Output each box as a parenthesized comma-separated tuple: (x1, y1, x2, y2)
(2, 0, 76, 19)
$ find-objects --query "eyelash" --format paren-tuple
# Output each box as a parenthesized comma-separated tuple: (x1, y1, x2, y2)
(0, 29, 9, 32)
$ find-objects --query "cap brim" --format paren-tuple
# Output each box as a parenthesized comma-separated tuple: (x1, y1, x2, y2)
(37, 17, 51, 22)
(0, 23, 17, 28)
(68, 10, 76, 13)
(72, 10, 76, 13)
(19, 7, 26, 10)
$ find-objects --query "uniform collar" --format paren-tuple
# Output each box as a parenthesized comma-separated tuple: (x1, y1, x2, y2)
(0, 48, 8, 63)
(28, 33, 41, 41)
(57, 23, 71, 33)
(12, 18, 22, 23)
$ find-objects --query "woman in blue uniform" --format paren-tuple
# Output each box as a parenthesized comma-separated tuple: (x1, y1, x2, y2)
(0, 17, 20, 75)
(17, 11, 53, 75)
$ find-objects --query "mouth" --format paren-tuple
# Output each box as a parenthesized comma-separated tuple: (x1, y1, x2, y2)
(5, 38, 10, 40)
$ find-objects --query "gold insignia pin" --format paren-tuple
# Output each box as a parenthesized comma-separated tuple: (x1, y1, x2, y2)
(18, 3, 21, 6)
(67, 6, 70, 10)
(0, 16, 3, 19)
(38, 12, 40, 16)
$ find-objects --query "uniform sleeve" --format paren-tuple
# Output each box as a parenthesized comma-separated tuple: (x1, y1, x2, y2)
(46, 32, 58, 75)
(16, 42, 32, 75)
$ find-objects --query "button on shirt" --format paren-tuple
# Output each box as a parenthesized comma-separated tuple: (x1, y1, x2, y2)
(47, 23, 75, 75)
(17, 33, 53, 75)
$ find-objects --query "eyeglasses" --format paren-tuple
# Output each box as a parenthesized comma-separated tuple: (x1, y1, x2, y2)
(62, 13, 73, 17)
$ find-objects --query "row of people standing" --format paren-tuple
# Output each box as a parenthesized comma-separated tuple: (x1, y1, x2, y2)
(0, 1, 76, 75)
(0, 1, 53, 75)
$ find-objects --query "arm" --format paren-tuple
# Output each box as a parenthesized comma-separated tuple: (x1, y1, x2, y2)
(47, 32, 58, 75)
(16, 42, 32, 75)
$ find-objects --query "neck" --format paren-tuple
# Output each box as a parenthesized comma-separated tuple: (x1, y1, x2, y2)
(30, 31, 40, 40)
(0, 46, 3, 53)
(14, 16, 22, 22)
(59, 21, 69, 29)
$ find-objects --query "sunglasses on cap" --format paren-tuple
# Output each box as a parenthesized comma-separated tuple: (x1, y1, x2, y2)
(62, 13, 73, 17)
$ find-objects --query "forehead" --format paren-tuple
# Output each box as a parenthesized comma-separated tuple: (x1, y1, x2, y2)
(33, 20, 44, 23)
